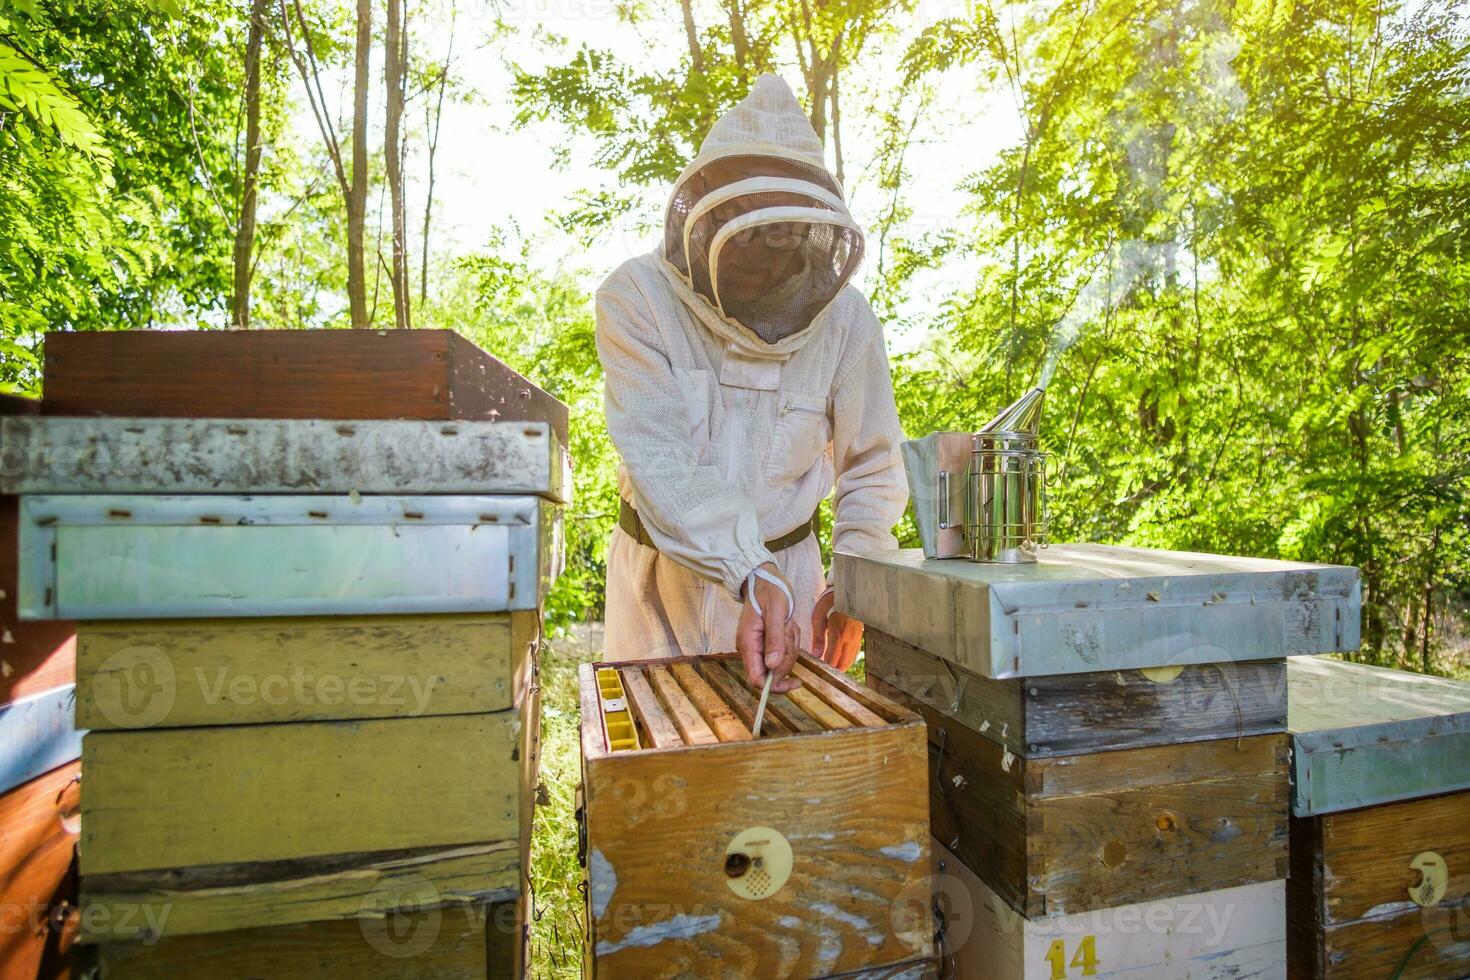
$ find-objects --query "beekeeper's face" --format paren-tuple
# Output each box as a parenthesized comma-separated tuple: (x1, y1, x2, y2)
(710, 215, 811, 302)
(664, 155, 863, 344)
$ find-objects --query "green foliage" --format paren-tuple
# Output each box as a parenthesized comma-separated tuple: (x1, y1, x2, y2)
(889, 0, 1470, 669)
(0, 40, 109, 157)
(0, 0, 294, 391)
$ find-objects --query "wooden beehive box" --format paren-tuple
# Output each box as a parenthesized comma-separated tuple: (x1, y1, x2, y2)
(40, 329, 569, 444)
(578, 654, 933, 979)
(1286, 656, 1470, 979)
(80, 682, 539, 944)
(1, 760, 84, 979)
(932, 839, 1287, 978)
(838, 546, 1353, 919)
(72, 612, 538, 729)
(16, 494, 559, 620)
(872, 672, 1289, 917)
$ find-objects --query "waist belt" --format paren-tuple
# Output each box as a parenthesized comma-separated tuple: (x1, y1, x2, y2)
(618, 498, 819, 555)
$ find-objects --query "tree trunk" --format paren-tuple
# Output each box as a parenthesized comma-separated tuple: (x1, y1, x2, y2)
(680, 0, 704, 72)
(384, 0, 410, 328)
(230, 0, 269, 330)
(347, 0, 371, 328)
(828, 39, 844, 186)
(793, 0, 832, 144)
(422, 3, 454, 306)
(726, 0, 747, 74)
(1422, 525, 1440, 672)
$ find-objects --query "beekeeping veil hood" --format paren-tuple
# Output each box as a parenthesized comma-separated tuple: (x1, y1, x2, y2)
(661, 74, 864, 354)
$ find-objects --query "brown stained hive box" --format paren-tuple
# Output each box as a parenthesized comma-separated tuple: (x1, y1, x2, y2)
(870, 671, 1291, 919)
(578, 654, 934, 979)
(41, 329, 569, 444)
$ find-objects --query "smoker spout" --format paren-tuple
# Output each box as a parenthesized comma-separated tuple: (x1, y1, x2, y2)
(979, 386, 1045, 436)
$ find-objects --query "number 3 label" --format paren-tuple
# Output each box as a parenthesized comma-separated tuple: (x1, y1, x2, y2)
(1044, 935, 1099, 978)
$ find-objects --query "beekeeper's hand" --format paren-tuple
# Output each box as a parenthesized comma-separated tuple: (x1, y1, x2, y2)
(811, 587, 864, 672)
(737, 563, 802, 693)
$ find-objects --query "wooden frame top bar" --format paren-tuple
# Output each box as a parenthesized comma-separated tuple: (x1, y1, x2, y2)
(579, 654, 916, 758)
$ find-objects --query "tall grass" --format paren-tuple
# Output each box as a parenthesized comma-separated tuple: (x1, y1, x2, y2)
(529, 625, 602, 977)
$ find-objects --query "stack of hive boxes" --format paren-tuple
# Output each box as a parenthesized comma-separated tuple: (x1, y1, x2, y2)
(1286, 656, 1470, 978)
(4, 330, 568, 978)
(0, 394, 86, 980)
(836, 545, 1360, 978)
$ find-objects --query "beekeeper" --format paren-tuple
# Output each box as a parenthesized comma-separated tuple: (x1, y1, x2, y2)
(595, 74, 906, 692)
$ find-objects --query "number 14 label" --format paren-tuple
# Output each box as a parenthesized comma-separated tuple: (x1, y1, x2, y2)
(1043, 935, 1099, 978)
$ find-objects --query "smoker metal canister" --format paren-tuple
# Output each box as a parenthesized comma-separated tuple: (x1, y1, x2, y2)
(965, 386, 1048, 563)
(966, 427, 1047, 563)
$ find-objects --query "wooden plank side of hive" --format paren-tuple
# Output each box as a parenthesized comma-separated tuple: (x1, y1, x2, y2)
(582, 724, 932, 978)
(867, 674, 1032, 916)
(867, 632, 1289, 758)
(0, 760, 82, 978)
(41, 329, 456, 421)
(80, 710, 524, 875)
(96, 901, 506, 979)
(1021, 659, 1288, 756)
(864, 630, 1025, 755)
(82, 842, 520, 943)
(1026, 733, 1290, 916)
(1286, 812, 1327, 980)
(1317, 789, 1470, 980)
(76, 613, 527, 729)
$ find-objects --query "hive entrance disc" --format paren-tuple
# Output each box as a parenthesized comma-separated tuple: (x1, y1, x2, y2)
(724, 826, 793, 900)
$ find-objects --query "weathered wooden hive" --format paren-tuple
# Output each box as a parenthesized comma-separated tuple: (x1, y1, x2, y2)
(837, 544, 1361, 979)
(8, 330, 566, 979)
(1286, 656, 1470, 979)
(577, 654, 934, 979)
(0, 392, 85, 979)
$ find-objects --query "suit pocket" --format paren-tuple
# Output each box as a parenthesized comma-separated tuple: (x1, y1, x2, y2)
(672, 367, 715, 464)
(766, 393, 831, 484)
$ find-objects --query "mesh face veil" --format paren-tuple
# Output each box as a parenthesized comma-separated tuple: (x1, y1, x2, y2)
(661, 77, 865, 345)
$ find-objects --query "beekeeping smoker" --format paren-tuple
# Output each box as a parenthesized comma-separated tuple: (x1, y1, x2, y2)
(596, 74, 906, 691)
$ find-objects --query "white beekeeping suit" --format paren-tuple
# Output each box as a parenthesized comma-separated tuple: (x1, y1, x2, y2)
(596, 74, 907, 663)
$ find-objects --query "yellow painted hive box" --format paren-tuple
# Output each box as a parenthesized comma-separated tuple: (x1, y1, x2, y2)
(577, 654, 934, 979)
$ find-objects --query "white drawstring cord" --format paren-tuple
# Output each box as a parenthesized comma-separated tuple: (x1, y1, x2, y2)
(744, 565, 795, 623)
